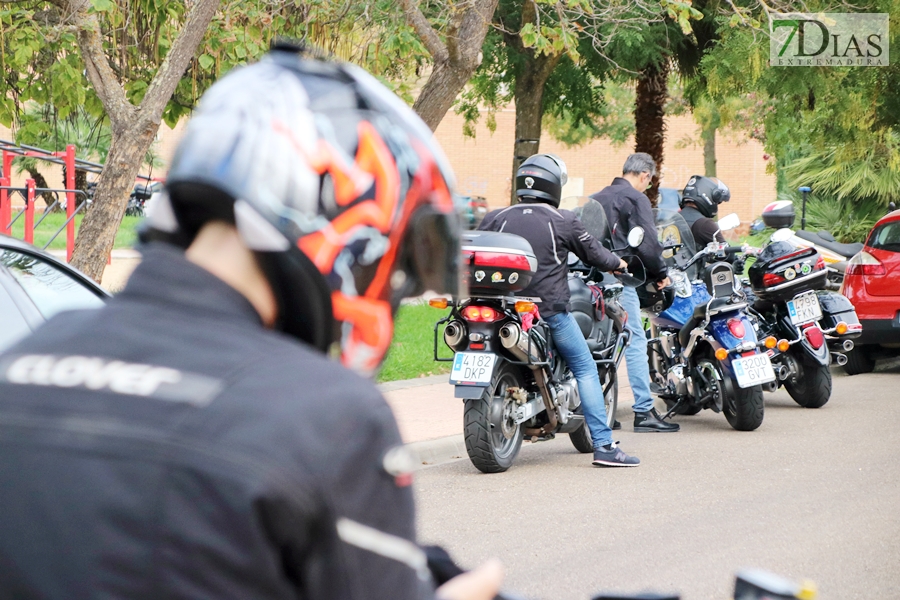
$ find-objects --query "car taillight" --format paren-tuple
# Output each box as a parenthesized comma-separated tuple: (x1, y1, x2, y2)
(803, 325, 825, 350)
(846, 251, 886, 276)
(461, 305, 501, 322)
(727, 318, 746, 338)
(763, 272, 786, 287)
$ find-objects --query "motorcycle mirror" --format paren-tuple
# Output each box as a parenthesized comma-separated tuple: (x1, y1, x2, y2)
(770, 228, 794, 243)
(627, 227, 645, 248)
(717, 213, 740, 232)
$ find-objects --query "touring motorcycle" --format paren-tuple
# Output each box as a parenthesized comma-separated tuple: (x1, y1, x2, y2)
(432, 199, 636, 473)
(646, 210, 774, 431)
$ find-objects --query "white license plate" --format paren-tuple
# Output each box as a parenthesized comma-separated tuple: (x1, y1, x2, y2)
(449, 352, 496, 386)
(787, 291, 822, 326)
(732, 353, 776, 388)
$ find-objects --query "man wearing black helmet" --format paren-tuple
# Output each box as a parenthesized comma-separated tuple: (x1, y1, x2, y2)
(590, 153, 679, 434)
(0, 46, 502, 600)
(680, 175, 732, 246)
(478, 154, 640, 467)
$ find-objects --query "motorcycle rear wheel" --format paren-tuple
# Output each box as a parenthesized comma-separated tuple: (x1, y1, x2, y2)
(702, 353, 764, 431)
(463, 363, 525, 473)
(784, 350, 832, 408)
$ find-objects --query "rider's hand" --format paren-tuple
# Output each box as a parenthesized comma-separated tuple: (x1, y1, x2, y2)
(656, 276, 671, 290)
(436, 559, 504, 600)
(616, 258, 628, 271)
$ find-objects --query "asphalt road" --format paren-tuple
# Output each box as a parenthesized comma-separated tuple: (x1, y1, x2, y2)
(413, 362, 900, 600)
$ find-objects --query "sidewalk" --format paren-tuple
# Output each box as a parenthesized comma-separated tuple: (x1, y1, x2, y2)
(379, 367, 636, 465)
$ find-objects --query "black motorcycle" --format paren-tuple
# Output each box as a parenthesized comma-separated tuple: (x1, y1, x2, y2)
(433, 199, 637, 473)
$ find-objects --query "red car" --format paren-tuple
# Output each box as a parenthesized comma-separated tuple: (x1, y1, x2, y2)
(840, 207, 900, 374)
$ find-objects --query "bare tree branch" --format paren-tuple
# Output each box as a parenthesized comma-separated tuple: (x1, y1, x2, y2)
(399, 0, 448, 63)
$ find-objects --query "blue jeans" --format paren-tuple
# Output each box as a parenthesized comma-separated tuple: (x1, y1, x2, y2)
(545, 311, 612, 449)
(620, 286, 654, 413)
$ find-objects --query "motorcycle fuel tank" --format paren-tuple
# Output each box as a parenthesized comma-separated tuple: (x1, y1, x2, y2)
(651, 281, 711, 329)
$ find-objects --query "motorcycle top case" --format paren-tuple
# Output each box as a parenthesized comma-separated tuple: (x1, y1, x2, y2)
(748, 244, 826, 301)
(461, 231, 537, 295)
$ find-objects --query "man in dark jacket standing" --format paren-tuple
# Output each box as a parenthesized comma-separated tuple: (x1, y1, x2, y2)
(480, 154, 639, 467)
(591, 153, 680, 433)
(0, 47, 501, 600)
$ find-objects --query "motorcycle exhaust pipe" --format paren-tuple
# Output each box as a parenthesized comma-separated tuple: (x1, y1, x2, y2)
(842, 339, 854, 352)
(834, 352, 848, 366)
(499, 322, 542, 367)
(443, 321, 466, 349)
(776, 364, 790, 381)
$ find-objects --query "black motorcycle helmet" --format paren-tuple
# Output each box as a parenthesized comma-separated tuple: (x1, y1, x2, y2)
(143, 43, 460, 375)
(515, 153, 567, 207)
(636, 281, 676, 312)
(680, 175, 731, 218)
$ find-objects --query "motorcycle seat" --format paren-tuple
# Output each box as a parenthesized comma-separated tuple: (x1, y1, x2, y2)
(795, 230, 864, 258)
(678, 298, 733, 348)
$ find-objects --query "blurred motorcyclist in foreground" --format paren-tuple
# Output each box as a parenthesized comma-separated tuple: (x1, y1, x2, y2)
(0, 44, 501, 600)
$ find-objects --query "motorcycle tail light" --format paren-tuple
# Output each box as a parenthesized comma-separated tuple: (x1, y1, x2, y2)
(803, 325, 825, 350)
(461, 305, 501, 322)
(727, 318, 746, 338)
(763, 272, 786, 287)
(846, 251, 886, 276)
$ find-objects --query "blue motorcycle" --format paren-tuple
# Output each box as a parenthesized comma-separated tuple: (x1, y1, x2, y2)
(645, 210, 775, 431)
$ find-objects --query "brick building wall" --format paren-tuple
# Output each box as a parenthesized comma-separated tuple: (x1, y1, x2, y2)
(2, 107, 775, 224)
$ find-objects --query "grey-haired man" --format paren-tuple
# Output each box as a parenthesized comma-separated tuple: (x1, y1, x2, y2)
(590, 152, 679, 433)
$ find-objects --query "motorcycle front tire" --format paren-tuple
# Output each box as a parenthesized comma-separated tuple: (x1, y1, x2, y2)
(463, 363, 524, 473)
(784, 350, 832, 408)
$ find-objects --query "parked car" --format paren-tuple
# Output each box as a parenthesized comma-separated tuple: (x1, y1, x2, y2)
(839, 206, 900, 374)
(0, 235, 110, 352)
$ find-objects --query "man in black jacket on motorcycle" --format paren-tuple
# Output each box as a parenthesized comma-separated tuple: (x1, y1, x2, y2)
(590, 153, 679, 433)
(479, 154, 639, 467)
(0, 46, 501, 600)
(680, 175, 732, 246)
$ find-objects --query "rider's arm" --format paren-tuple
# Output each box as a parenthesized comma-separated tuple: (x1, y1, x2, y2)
(630, 196, 669, 281)
(693, 218, 726, 244)
(566, 212, 623, 272)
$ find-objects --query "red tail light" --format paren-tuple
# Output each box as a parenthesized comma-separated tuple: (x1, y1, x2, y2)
(846, 251, 886, 276)
(727, 318, 746, 338)
(803, 325, 825, 350)
(763, 272, 786, 287)
(461, 305, 501, 322)
(472, 251, 532, 271)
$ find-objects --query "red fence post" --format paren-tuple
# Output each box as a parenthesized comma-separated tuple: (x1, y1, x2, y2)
(65, 145, 76, 262)
(1, 150, 12, 234)
(24, 179, 35, 244)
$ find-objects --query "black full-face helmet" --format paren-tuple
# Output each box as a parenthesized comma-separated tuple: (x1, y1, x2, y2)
(144, 43, 460, 375)
(515, 153, 568, 208)
(680, 175, 731, 218)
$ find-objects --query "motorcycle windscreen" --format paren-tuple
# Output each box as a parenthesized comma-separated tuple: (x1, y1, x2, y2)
(654, 208, 698, 279)
(570, 197, 612, 247)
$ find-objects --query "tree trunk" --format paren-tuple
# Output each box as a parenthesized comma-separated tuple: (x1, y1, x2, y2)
(66, 0, 221, 281)
(702, 123, 716, 177)
(634, 61, 669, 207)
(509, 52, 562, 204)
(402, 0, 499, 132)
(71, 124, 156, 279)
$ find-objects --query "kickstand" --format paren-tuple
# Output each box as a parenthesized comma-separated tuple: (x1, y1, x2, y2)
(662, 400, 684, 421)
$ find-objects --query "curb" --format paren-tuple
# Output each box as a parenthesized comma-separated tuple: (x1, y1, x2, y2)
(377, 373, 449, 393)
(406, 434, 467, 467)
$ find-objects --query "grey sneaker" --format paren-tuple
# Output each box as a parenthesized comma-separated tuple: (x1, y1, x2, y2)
(592, 442, 640, 467)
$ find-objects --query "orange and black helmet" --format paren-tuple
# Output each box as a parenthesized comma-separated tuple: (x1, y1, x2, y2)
(147, 43, 460, 375)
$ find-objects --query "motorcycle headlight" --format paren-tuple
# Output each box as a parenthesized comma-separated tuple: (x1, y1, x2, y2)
(671, 270, 691, 298)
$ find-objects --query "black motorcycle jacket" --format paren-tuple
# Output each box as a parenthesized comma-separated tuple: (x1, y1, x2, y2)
(0, 243, 431, 600)
(478, 201, 621, 316)
(589, 178, 668, 282)
(681, 205, 725, 247)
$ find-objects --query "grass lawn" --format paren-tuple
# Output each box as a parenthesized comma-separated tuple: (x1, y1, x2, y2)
(5, 212, 143, 251)
(378, 302, 456, 383)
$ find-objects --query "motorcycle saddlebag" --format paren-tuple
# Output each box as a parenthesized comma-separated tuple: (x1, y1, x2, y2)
(748, 246, 826, 301)
(461, 231, 537, 295)
(815, 290, 862, 338)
